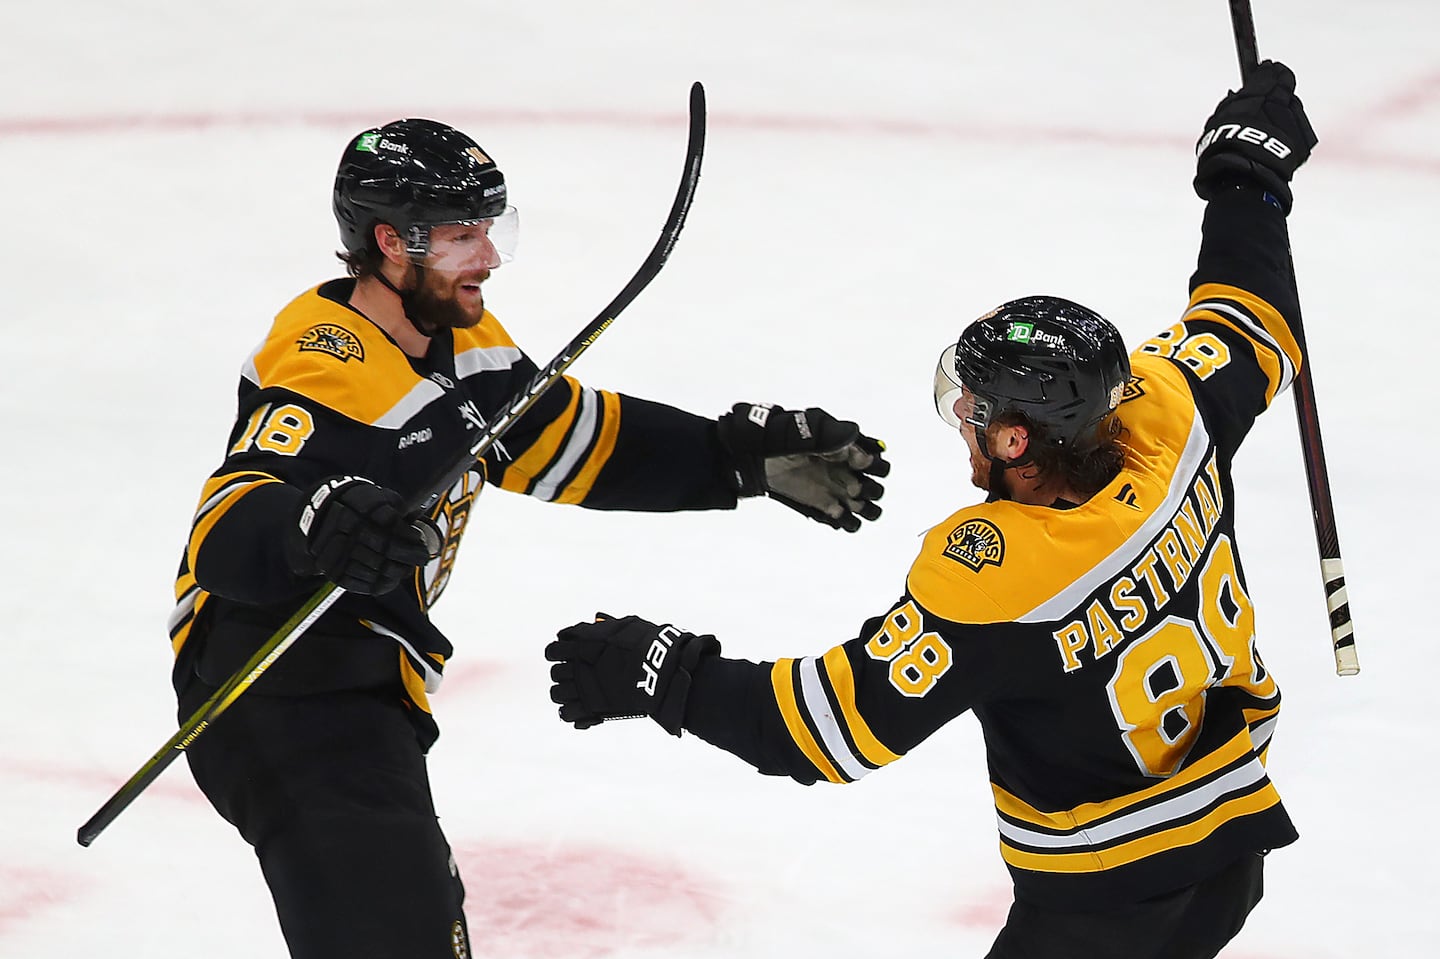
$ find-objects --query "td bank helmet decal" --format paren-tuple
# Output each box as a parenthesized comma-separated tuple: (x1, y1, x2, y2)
(943, 518, 1006, 571)
(297, 324, 365, 363)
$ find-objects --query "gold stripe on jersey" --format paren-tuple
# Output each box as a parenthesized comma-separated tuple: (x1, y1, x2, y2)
(186, 472, 283, 574)
(169, 568, 209, 655)
(552, 391, 622, 505)
(496, 379, 623, 503)
(399, 649, 437, 716)
(908, 358, 1206, 627)
(498, 377, 582, 494)
(771, 658, 843, 783)
(993, 725, 1261, 831)
(820, 647, 904, 769)
(1000, 786, 1281, 874)
(1185, 282, 1303, 407)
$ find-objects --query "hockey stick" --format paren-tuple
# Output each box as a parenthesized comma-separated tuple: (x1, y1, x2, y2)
(1226, 1, 1358, 677)
(77, 81, 708, 846)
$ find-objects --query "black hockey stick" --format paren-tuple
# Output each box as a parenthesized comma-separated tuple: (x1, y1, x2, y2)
(1227, 1, 1357, 677)
(77, 81, 708, 847)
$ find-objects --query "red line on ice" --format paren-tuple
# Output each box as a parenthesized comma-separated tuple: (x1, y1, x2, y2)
(1, 100, 1435, 177)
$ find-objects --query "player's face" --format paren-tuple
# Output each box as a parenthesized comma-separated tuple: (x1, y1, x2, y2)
(956, 390, 992, 490)
(409, 222, 501, 331)
(933, 347, 993, 490)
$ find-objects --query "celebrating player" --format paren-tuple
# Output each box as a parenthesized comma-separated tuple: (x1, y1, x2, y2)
(169, 117, 888, 959)
(546, 61, 1316, 959)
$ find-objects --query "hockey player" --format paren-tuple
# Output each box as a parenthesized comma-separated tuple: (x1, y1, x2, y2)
(546, 62, 1316, 958)
(170, 118, 888, 959)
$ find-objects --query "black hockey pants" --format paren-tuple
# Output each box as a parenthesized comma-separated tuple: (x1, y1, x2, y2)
(178, 678, 470, 959)
(986, 851, 1265, 959)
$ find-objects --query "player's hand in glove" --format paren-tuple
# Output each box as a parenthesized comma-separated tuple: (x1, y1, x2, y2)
(716, 403, 889, 532)
(546, 615, 721, 735)
(288, 476, 439, 595)
(1194, 59, 1317, 213)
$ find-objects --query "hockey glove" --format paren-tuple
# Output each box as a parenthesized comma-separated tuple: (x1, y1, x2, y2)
(546, 615, 720, 735)
(288, 476, 439, 595)
(1194, 60, 1317, 214)
(716, 403, 889, 532)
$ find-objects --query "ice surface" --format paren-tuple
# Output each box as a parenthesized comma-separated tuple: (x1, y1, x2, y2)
(2, 1, 1436, 956)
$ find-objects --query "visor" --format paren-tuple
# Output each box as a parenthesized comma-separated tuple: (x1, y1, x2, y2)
(409, 206, 520, 269)
(932, 344, 993, 431)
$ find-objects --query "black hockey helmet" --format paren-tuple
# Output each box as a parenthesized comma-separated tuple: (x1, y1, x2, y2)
(333, 118, 510, 260)
(934, 295, 1130, 452)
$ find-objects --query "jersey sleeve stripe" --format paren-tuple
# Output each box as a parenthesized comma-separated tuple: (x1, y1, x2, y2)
(501, 379, 584, 494)
(531, 386, 601, 502)
(193, 471, 276, 523)
(771, 658, 845, 784)
(797, 657, 874, 781)
(553, 391, 622, 506)
(187, 474, 283, 572)
(820, 647, 903, 768)
(1187, 284, 1302, 402)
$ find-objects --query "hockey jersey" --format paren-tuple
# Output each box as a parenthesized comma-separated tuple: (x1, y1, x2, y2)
(683, 189, 1303, 908)
(171, 278, 735, 746)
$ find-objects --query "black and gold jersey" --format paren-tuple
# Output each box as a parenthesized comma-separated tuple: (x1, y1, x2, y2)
(171, 278, 735, 744)
(683, 190, 1303, 907)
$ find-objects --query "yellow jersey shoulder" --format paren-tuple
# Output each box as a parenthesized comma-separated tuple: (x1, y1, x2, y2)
(245, 286, 508, 426)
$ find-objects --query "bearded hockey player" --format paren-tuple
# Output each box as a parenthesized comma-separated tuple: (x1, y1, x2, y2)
(169, 117, 888, 959)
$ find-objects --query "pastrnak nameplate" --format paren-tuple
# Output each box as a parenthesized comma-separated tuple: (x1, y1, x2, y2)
(943, 518, 1005, 571)
(297, 324, 365, 363)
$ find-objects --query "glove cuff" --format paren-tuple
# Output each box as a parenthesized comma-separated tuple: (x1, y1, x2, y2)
(715, 405, 769, 497)
(652, 633, 721, 736)
(1195, 155, 1293, 213)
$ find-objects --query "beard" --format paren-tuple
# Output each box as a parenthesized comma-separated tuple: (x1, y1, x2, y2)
(406, 269, 487, 333)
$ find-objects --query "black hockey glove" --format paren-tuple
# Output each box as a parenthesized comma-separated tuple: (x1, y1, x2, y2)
(545, 616, 721, 735)
(288, 476, 439, 595)
(716, 403, 889, 533)
(1194, 60, 1317, 214)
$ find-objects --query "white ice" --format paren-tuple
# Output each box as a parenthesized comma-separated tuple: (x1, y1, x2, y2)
(2, 1, 1436, 956)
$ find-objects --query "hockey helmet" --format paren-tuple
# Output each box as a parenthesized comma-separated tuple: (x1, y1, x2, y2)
(333, 118, 516, 263)
(934, 296, 1130, 451)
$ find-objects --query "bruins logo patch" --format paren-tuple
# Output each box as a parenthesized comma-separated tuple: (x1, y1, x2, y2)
(1121, 375, 1146, 403)
(943, 518, 1006, 571)
(297, 324, 364, 363)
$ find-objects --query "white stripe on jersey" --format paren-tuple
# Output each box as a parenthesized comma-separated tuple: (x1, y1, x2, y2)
(373, 380, 445, 429)
(168, 586, 200, 633)
(996, 755, 1269, 850)
(455, 345, 522, 377)
(194, 475, 267, 522)
(362, 619, 444, 694)
(530, 386, 600, 502)
(1249, 714, 1278, 753)
(1018, 413, 1213, 623)
(1186, 299, 1296, 394)
(798, 656, 874, 782)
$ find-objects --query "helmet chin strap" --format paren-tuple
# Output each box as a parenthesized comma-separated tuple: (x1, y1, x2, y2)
(372, 264, 436, 337)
